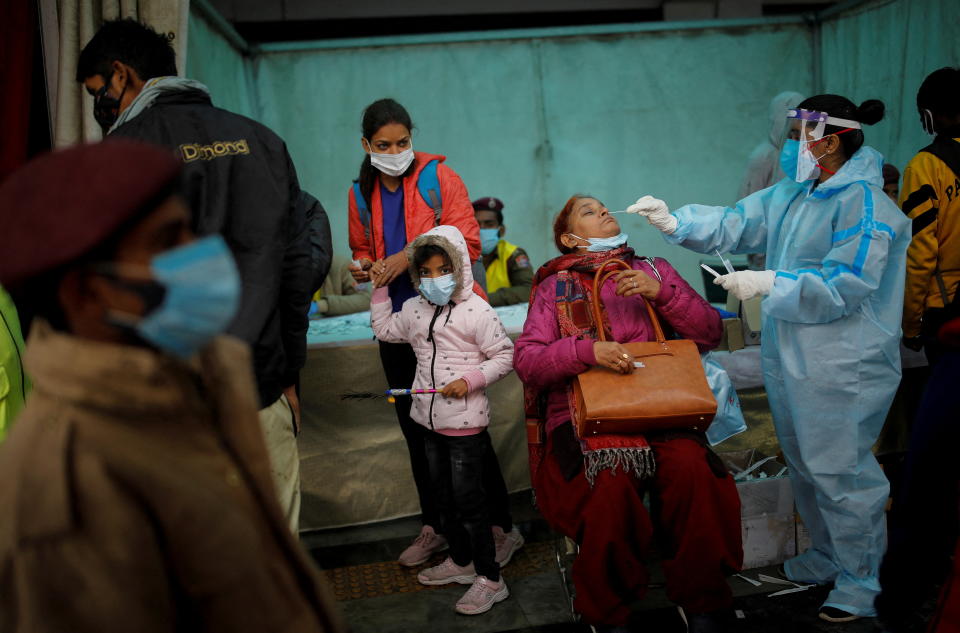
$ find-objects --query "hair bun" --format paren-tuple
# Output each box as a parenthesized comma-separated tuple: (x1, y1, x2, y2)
(856, 99, 885, 125)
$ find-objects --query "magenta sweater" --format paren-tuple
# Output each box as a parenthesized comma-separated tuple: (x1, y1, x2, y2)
(513, 257, 722, 435)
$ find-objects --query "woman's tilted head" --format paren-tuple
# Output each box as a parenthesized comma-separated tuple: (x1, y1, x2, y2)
(554, 195, 622, 254)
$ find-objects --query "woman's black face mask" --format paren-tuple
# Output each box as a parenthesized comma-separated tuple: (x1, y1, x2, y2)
(93, 74, 126, 132)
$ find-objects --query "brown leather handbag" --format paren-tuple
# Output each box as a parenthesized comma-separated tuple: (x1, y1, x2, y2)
(572, 259, 717, 438)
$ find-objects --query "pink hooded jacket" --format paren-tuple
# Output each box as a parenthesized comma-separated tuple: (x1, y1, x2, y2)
(371, 225, 514, 434)
(514, 256, 722, 435)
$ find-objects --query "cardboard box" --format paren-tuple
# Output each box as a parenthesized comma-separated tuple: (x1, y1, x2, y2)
(718, 318, 745, 352)
(720, 449, 797, 569)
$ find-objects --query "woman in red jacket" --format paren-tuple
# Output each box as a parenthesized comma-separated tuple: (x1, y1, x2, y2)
(348, 99, 522, 568)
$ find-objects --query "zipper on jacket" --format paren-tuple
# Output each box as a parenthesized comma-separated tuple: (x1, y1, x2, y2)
(426, 304, 444, 430)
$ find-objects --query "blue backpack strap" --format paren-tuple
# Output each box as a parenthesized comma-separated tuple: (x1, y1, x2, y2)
(417, 159, 443, 225)
(352, 181, 371, 240)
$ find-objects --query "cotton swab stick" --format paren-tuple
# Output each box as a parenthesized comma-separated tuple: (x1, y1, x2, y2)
(340, 388, 440, 402)
(715, 249, 735, 274)
(701, 263, 722, 279)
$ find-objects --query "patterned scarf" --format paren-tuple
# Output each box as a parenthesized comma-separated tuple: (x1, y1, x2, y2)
(525, 247, 654, 485)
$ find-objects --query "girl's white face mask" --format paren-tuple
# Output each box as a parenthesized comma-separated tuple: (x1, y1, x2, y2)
(369, 147, 415, 177)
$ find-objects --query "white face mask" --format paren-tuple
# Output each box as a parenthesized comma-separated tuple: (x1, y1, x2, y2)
(795, 140, 822, 182)
(369, 147, 415, 177)
(922, 108, 937, 138)
(567, 232, 628, 252)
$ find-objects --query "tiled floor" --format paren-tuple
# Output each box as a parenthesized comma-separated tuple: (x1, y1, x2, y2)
(304, 395, 935, 633)
(304, 491, 934, 633)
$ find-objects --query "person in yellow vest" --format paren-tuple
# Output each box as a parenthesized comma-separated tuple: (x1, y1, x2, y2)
(473, 197, 533, 306)
(900, 67, 960, 359)
(0, 286, 29, 442)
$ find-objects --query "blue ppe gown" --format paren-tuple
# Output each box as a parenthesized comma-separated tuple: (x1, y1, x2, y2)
(664, 146, 910, 616)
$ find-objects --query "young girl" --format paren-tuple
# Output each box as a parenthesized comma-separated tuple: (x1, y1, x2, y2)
(370, 225, 514, 615)
(350, 99, 525, 568)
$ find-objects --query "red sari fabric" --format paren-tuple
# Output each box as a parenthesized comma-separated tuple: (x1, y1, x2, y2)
(536, 431, 743, 626)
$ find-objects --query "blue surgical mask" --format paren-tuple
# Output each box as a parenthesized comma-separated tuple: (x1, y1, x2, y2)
(480, 228, 500, 256)
(779, 138, 821, 183)
(419, 274, 457, 306)
(568, 232, 628, 252)
(105, 236, 241, 358)
(779, 139, 801, 180)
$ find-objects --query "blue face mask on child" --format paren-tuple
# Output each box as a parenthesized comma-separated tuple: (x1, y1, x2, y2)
(104, 236, 241, 358)
(419, 274, 457, 306)
(480, 228, 500, 256)
(567, 232, 628, 252)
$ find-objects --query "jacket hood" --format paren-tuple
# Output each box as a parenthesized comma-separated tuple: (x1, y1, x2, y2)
(767, 91, 806, 148)
(815, 145, 885, 194)
(407, 225, 474, 304)
(110, 77, 211, 134)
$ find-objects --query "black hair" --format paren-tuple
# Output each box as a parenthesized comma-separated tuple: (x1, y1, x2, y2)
(357, 99, 416, 208)
(76, 18, 177, 83)
(412, 244, 451, 270)
(797, 94, 884, 159)
(917, 67, 960, 118)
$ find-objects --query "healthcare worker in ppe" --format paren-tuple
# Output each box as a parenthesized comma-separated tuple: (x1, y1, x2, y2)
(629, 94, 910, 623)
(738, 91, 805, 270)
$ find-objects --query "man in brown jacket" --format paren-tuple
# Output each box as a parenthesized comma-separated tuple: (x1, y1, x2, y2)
(0, 141, 344, 633)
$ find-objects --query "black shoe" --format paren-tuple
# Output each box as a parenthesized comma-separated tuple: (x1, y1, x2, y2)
(681, 608, 731, 633)
(819, 606, 860, 623)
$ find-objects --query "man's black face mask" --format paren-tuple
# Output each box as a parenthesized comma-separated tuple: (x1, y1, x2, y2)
(93, 74, 125, 132)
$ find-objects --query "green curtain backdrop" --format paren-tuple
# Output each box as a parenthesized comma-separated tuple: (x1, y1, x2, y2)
(819, 0, 960, 174)
(184, 0, 956, 288)
(185, 9, 256, 120)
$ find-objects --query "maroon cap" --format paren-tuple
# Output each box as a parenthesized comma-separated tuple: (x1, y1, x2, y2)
(472, 197, 504, 213)
(0, 140, 181, 285)
(882, 163, 900, 185)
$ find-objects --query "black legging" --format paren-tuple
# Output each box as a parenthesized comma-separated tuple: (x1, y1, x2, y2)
(377, 340, 513, 531)
(877, 349, 960, 627)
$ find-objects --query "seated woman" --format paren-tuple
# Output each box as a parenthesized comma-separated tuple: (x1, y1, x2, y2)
(514, 195, 743, 633)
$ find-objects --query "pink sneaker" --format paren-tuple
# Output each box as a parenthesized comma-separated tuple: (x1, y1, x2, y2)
(417, 557, 477, 586)
(398, 525, 448, 567)
(455, 575, 509, 615)
(493, 526, 524, 567)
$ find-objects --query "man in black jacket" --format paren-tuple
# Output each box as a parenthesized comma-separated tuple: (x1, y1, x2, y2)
(77, 18, 316, 533)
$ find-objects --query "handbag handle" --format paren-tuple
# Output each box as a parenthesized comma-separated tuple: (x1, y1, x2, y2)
(590, 259, 667, 344)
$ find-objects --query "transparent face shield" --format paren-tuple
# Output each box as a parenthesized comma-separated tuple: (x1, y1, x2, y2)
(783, 109, 862, 181)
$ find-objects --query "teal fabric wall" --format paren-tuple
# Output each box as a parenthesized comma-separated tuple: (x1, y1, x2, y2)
(185, 10, 256, 120)
(820, 0, 960, 173)
(250, 23, 811, 284)
(184, 0, 952, 288)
